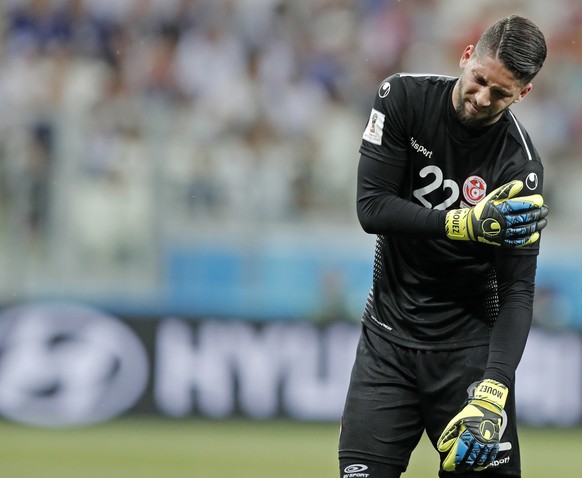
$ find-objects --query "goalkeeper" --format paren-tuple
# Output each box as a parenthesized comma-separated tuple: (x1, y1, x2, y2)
(339, 15, 548, 478)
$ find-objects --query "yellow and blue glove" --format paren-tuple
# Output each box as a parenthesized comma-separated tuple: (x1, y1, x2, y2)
(437, 379, 508, 473)
(445, 180, 548, 247)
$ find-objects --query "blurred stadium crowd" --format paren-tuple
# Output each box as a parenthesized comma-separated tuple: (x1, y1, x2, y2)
(0, 0, 580, 306)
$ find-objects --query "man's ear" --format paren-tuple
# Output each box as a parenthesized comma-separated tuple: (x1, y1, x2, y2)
(459, 45, 475, 68)
(514, 83, 533, 103)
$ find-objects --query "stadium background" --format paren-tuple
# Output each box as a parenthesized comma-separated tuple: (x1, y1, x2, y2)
(0, 0, 581, 476)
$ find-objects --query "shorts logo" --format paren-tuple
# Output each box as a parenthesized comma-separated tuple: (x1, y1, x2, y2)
(343, 464, 369, 478)
(525, 172, 538, 190)
(463, 175, 487, 205)
(378, 81, 391, 98)
(362, 108, 385, 145)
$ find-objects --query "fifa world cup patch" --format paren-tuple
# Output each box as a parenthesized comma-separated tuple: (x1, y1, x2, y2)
(362, 108, 385, 145)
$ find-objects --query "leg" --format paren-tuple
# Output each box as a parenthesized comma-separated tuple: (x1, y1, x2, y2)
(338, 326, 424, 476)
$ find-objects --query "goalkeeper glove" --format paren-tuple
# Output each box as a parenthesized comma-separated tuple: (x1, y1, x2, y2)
(445, 180, 549, 247)
(437, 379, 508, 473)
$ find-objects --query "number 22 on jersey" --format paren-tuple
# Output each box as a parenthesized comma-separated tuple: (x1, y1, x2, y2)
(412, 165, 460, 210)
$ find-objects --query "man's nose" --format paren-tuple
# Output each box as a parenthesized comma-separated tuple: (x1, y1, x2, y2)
(475, 87, 491, 108)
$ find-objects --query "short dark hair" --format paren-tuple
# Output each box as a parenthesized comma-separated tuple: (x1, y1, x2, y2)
(475, 15, 547, 84)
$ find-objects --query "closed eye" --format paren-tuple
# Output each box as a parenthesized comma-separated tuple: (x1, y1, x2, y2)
(474, 74, 512, 99)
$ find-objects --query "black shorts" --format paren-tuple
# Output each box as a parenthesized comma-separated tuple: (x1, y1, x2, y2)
(339, 326, 521, 477)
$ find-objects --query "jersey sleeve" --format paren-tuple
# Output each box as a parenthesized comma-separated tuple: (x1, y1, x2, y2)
(483, 253, 538, 386)
(485, 128, 545, 383)
(500, 146, 551, 255)
(357, 75, 447, 237)
(359, 74, 409, 164)
(357, 152, 447, 236)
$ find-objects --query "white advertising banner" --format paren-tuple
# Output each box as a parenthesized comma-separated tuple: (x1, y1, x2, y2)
(0, 302, 579, 427)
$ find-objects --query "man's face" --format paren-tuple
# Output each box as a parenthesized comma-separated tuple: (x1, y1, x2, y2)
(453, 45, 532, 129)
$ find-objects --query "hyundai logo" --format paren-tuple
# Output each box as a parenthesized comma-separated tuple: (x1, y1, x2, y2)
(0, 303, 148, 427)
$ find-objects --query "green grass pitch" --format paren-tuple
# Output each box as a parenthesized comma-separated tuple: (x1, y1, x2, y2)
(1, 418, 581, 477)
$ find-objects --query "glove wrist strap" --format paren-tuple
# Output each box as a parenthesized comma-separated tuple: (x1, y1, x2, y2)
(469, 379, 508, 409)
(445, 208, 471, 241)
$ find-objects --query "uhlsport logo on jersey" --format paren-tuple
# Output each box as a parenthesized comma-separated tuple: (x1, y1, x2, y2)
(0, 303, 148, 427)
(343, 464, 369, 478)
(378, 81, 391, 98)
(525, 172, 538, 190)
(463, 175, 487, 205)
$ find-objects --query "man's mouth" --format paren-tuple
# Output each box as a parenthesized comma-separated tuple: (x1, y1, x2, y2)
(467, 100, 481, 114)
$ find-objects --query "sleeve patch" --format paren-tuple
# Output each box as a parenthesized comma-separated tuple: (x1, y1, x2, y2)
(362, 108, 385, 145)
(525, 172, 539, 190)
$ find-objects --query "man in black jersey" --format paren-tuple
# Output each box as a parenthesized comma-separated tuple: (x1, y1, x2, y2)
(339, 15, 549, 478)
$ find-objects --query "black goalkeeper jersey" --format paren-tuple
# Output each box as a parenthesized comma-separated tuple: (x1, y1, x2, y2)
(357, 73, 544, 359)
